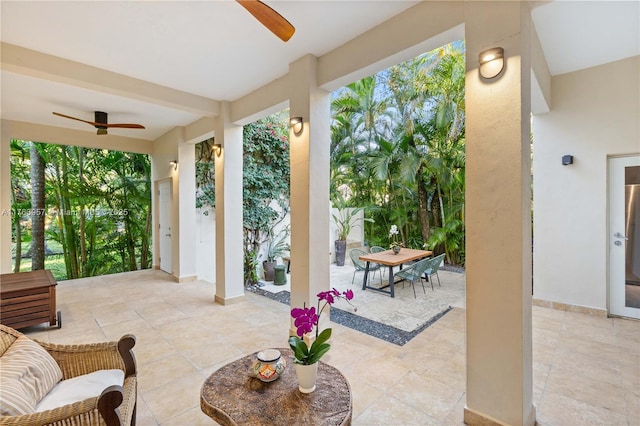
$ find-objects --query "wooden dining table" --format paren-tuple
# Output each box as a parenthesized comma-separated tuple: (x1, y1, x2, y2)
(359, 248, 432, 297)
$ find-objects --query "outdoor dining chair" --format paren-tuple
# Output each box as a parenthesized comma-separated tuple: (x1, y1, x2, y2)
(393, 256, 432, 298)
(369, 246, 387, 277)
(422, 253, 446, 289)
(349, 248, 382, 285)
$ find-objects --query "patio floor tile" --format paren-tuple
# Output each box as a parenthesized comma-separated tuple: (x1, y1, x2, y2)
(14, 267, 639, 425)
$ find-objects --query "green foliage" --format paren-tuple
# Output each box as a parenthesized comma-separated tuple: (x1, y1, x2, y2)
(426, 218, 465, 265)
(330, 41, 467, 265)
(242, 113, 290, 283)
(265, 225, 290, 261)
(193, 112, 290, 285)
(195, 138, 216, 209)
(243, 249, 259, 285)
(243, 114, 290, 231)
(288, 328, 332, 365)
(10, 140, 152, 279)
(19, 254, 67, 281)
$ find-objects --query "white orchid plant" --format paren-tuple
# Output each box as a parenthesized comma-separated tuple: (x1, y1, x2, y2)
(389, 224, 403, 249)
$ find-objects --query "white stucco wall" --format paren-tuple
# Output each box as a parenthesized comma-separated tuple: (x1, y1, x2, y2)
(533, 56, 640, 310)
(196, 206, 216, 283)
(257, 200, 291, 270)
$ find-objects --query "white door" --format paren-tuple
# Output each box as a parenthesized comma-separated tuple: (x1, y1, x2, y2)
(158, 180, 172, 274)
(609, 155, 640, 319)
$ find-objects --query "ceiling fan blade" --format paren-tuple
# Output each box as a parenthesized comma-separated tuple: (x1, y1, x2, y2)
(236, 0, 295, 42)
(54, 111, 145, 132)
(52, 112, 96, 126)
(104, 123, 146, 129)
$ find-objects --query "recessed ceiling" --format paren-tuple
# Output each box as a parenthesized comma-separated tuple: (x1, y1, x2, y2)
(1, 1, 420, 101)
(1, 1, 638, 141)
(532, 1, 639, 76)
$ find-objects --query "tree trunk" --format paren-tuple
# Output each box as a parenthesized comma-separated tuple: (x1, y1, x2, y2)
(140, 157, 152, 270)
(13, 219, 22, 272)
(124, 215, 137, 270)
(140, 208, 152, 269)
(430, 176, 442, 229)
(77, 147, 87, 276)
(417, 172, 431, 244)
(30, 143, 46, 270)
(121, 174, 137, 271)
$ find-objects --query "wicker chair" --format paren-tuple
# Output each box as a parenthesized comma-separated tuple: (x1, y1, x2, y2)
(0, 324, 137, 426)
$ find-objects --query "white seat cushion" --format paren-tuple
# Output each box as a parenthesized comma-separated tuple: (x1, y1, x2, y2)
(35, 369, 124, 413)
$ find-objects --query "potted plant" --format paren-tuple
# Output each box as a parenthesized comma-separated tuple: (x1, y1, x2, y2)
(262, 225, 290, 281)
(289, 289, 355, 393)
(389, 224, 404, 254)
(331, 204, 372, 266)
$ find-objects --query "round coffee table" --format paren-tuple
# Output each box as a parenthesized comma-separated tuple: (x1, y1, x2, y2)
(200, 348, 352, 426)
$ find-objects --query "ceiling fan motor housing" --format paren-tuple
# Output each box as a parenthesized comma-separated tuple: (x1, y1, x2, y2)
(94, 111, 108, 135)
(94, 111, 107, 127)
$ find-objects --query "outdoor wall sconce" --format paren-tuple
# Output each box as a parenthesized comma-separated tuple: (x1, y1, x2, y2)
(562, 155, 574, 166)
(479, 47, 504, 79)
(290, 116, 304, 136)
(213, 143, 222, 157)
(169, 160, 178, 170)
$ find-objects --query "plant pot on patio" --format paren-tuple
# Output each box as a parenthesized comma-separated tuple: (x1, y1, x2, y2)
(263, 261, 276, 281)
(331, 197, 373, 267)
(335, 240, 347, 266)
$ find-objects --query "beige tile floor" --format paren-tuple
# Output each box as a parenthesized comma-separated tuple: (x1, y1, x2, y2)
(259, 259, 466, 333)
(19, 268, 640, 426)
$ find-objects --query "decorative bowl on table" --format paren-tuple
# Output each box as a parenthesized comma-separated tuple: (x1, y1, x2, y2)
(252, 349, 286, 382)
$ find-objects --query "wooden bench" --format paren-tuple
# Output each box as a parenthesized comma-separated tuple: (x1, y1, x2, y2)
(282, 256, 291, 273)
(0, 269, 61, 329)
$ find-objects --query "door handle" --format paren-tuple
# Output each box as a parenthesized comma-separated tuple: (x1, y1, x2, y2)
(613, 232, 628, 240)
(165, 234, 171, 237)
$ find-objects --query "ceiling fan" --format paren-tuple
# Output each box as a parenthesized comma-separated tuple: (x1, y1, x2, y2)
(236, 0, 295, 42)
(52, 111, 145, 136)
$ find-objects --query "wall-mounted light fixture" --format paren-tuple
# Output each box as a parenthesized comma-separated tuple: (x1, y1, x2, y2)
(479, 47, 504, 79)
(290, 116, 304, 136)
(562, 155, 574, 166)
(213, 143, 222, 157)
(169, 160, 178, 170)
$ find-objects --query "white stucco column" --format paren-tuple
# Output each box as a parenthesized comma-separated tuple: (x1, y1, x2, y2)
(177, 139, 196, 282)
(214, 102, 244, 304)
(0, 123, 11, 273)
(464, 2, 535, 425)
(288, 55, 331, 329)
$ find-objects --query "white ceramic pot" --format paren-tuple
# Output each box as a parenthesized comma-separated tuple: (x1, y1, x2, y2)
(295, 362, 318, 393)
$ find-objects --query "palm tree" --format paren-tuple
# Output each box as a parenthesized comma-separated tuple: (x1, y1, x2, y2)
(415, 48, 466, 263)
(29, 142, 46, 270)
(329, 41, 467, 263)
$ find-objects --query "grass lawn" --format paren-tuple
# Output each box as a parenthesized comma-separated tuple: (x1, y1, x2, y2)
(11, 241, 67, 281)
(17, 255, 67, 281)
